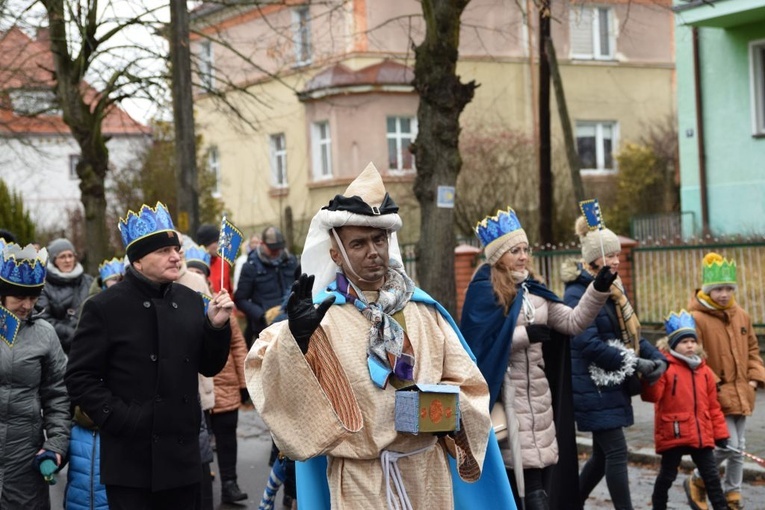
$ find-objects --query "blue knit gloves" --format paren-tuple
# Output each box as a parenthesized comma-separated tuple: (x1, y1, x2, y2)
(34, 450, 59, 485)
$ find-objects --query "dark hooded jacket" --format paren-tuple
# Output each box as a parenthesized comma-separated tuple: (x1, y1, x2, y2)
(0, 316, 70, 509)
(562, 259, 664, 432)
(37, 263, 94, 354)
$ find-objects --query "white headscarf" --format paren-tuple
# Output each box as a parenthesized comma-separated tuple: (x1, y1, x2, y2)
(301, 162, 405, 299)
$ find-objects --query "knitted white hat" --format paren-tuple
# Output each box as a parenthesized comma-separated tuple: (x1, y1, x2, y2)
(575, 216, 621, 264)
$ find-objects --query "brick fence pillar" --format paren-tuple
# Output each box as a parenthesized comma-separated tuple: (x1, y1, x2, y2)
(455, 244, 482, 321)
(617, 235, 638, 304)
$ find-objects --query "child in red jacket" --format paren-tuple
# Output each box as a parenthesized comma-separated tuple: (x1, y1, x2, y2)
(642, 311, 729, 510)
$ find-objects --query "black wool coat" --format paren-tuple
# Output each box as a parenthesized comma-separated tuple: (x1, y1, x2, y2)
(65, 268, 231, 491)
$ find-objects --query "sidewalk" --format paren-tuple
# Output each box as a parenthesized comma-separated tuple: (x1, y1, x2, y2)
(575, 389, 765, 481)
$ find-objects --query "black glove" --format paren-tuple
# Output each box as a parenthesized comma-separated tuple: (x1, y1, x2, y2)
(635, 358, 656, 376)
(643, 359, 668, 385)
(287, 274, 336, 354)
(715, 438, 729, 449)
(526, 324, 552, 344)
(240, 388, 251, 405)
(593, 266, 618, 292)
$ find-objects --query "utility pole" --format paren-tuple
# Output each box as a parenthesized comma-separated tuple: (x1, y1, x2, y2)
(169, 0, 199, 236)
(538, 0, 553, 245)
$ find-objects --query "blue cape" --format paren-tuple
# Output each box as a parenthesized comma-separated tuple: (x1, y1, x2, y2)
(294, 284, 516, 509)
(460, 264, 561, 408)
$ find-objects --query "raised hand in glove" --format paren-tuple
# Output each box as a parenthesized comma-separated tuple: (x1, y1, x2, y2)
(287, 274, 336, 354)
(643, 359, 668, 385)
(593, 266, 618, 292)
(715, 438, 729, 449)
(526, 324, 552, 344)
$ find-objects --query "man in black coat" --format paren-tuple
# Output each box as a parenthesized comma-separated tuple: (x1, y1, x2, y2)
(234, 225, 297, 347)
(66, 202, 233, 510)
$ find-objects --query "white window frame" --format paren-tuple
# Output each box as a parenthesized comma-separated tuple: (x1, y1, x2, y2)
(576, 121, 619, 174)
(311, 121, 332, 180)
(292, 6, 312, 67)
(269, 133, 288, 187)
(749, 39, 765, 136)
(570, 6, 615, 61)
(386, 116, 418, 173)
(199, 40, 215, 90)
(69, 154, 80, 180)
(10, 89, 60, 116)
(207, 146, 221, 197)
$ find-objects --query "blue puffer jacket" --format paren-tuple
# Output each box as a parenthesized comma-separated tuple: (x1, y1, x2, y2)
(65, 425, 108, 510)
(562, 262, 665, 432)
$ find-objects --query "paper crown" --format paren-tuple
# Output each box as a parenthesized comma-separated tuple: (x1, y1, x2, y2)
(184, 243, 211, 268)
(118, 202, 176, 250)
(664, 310, 697, 344)
(475, 207, 524, 249)
(702, 253, 737, 290)
(0, 243, 48, 289)
(98, 258, 125, 284)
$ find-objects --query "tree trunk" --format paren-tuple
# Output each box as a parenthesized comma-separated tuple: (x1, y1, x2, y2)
(170, 0, 200, 237)
(412, 0, 475, 315)
(42, 0, 109, 271)
(538, 1, 553, 245)
(546, 38, 585, 203)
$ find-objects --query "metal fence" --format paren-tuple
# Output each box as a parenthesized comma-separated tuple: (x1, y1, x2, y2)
(633, 241, 765, 328)
(403, 239, 765, 329)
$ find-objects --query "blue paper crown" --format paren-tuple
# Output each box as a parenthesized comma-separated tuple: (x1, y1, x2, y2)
(475, 207, 524, 248)
(98, 258, 125, 284)
(0, 244, 48, 288)
(664, 310, 697, 341)
(118, 202, 176, 250)
(184, 243, 211, 268)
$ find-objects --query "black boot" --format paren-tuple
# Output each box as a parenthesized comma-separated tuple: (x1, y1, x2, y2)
(525, 489, 550, 510)
(221, 479, 248, 503)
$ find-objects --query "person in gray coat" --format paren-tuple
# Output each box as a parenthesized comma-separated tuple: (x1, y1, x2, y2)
(36, 237, 94, 354)
(0, 243, 71, 509)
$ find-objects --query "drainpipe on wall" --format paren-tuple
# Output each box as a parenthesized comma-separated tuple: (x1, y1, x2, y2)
(692, 26, 710, 236)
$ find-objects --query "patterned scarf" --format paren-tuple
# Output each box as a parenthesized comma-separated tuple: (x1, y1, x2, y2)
(610, 276, 641, 355)
(334, 259, 416, 380)
(587, 267, 641, 355)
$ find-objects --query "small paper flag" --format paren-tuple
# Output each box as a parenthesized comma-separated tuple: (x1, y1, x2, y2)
(217, 215, 244, 267)
(0, 305, 21, 347)
(199, 292, 212, 315)
(579, 199, 604, 231)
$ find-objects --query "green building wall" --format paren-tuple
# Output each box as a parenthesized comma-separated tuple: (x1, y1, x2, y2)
(677, 19, 765, 236)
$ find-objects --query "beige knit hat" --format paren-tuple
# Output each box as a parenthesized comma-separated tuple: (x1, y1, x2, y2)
(575, 216, 621, 264)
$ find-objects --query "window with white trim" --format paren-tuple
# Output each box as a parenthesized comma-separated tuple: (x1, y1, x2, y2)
(269, 133, 288, 187)
(750, 39, 765, 136)
(570, 6, 615, 60)
(576, 121, 618, 173)
(199, 40, 215, 90)
(311, 121, 332, 180)
(386, 116, 417, 172)
(292, 6, 312, 67)
(69, 154, 80, 180)
(207, 146, 221, 196)
(10, 89, 60, 116)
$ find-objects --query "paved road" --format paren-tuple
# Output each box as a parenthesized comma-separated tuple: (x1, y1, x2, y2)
(51, 392, 765, 509)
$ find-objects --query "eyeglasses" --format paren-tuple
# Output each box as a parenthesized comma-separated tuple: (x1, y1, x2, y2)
(509, 246, 532, 256)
